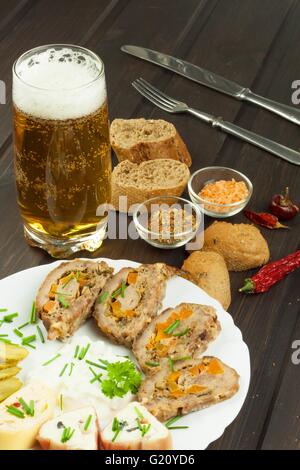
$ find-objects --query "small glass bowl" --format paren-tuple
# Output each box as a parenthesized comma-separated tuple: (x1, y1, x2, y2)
(133, 196, 202, 249)
(188, 166, 253, 218)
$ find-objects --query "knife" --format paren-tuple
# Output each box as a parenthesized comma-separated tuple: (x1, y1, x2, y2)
(121, 45, 300, 126)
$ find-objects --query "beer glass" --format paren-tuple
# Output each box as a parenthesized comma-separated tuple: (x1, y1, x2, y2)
(12, 45, 111, 257)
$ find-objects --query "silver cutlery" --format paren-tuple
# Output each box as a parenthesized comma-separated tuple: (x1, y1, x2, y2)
(132, 78, 300, 166)
(123, 45, 300, 126)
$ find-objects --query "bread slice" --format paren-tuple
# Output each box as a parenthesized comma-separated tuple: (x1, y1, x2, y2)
(100, 402, 172, 450)
(133, 303, 220, 374)
(93, 263, 173, 348)
(37, 407, 98, 450)
(137, 356, 239, 422)
(111, 159, 190, 212)
(110, 118, 192, 166)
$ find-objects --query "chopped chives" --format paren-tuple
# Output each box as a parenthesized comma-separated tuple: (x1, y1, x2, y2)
(167, 356, 174, 371)
(3, 312, 18, 323)
(0, 337, 12, 344)
(59, 394, 63, 411)
(30, 301, 37, 324)
(0, 334, 8, 337)
(85, 359, 107, 370)
(36, 325, 45, 343)
(164, 320, 180, 335)
(0, 308, 8, 312)
(145, 361, 160, 367)
(18, 322, 29, 330)
(59, 363, 68, 377)
(61, 426, 75, 443)
(173, 355, 192, 362)
(13, 329, 23, 338)
(19, 397, 35, 417)
(25, 343, 36, 350)
(97, 291, 109, 303)
(165, 415, 189, 429)
(111, 417, 120, 442)
(22, 334, 36, 346)
(78, 343, 90, 360)
(62, 275, 74, 288)
(111, 281, 126, 299)
(134, 406, 144, 420)
(42, 353, 61, 366)
(89, 367, 102, 384)
(57, 295, 69, 308)
(6, 405, 25, 419)
(74, 345, 79, 359)
(69, 362, 75, 376)
(84, 414, 93, 431)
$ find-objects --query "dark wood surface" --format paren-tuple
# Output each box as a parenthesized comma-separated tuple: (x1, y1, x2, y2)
(0, 0, 299, 450)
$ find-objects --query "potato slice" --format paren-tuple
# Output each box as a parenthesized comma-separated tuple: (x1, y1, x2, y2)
(0, 366, 21, 381)
(0, 343, 28, 363)
(0, 377, 22, 402)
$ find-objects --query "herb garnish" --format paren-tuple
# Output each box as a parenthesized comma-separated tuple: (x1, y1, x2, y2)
(165, 415, 189, 430)
(0, 337, 12, 344)
(13, 328, 23, 338)
(59, 363, 68, 377)
(30, 302, 37, 324)
(36, 325, 45, 343)
(111, 281, 126, 299)
(111, 417, 121, 442)
(2, 312, 18, 323)
(6, 405, 25, 419)
(22, 334, 36, 349)
(89, 367, 102, 384)
(42, 353, 61, 366)
(164, 320, 180, 335)
(86, 359, 107, 370)
(18, 321, 29, 330)
(101, 360, 141, 399)
(74, 345, 79, 359)
(59, 394, 63, 411)
(0, 308, 8, 312)
(57, 294, 69, 309)
(145, 361, 160, 367)
(84, 414, 93, 431)
(19, 397, 35, 417)
(61, 426, 75, 443)
(97, 291, 109, 303)
(78, 343, 90, 360)
(69, 362, 75, 376)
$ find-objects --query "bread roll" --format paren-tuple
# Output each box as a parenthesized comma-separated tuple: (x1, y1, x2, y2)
(182, 251, 231, 310)
(202, 222, 270, 271)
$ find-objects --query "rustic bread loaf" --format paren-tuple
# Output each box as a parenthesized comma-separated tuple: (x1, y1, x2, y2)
(111, 159, 190, 212)
(110, 118, 192, 167)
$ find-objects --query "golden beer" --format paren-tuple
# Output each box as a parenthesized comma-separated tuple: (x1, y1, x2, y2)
(13, 45, 111, 257)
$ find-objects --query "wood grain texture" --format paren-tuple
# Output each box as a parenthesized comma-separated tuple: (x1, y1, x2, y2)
(0, 0, 299, 450)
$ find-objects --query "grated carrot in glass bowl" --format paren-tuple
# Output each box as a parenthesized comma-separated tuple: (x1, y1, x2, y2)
(188, 167, 253, 218)
(199, 179, 249, 209)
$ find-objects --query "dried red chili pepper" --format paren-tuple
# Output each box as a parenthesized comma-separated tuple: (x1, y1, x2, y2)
(244, 210, 289, 229)
(270, 187, 299, 221)
(239, 250, 300, 293)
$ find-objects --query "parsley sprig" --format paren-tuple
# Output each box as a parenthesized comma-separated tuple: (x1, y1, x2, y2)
(101, 360, 141, 399)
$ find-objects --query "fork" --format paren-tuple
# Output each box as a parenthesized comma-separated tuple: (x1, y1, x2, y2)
(132, 77, 300, 166)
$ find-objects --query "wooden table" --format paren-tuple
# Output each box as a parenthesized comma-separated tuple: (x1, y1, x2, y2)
(0, 0, 299, 450)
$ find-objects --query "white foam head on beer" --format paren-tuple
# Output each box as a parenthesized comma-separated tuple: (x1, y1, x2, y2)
(13, 47, 106, 120)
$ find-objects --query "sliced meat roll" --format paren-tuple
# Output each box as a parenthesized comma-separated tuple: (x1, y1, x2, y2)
(133, 303, 220, 373)
(93, 263, 172, 347)
(137, 356, 239, 422)
(36, 259, 113, 341)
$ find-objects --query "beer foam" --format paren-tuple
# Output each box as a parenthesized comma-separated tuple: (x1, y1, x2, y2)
(13, 47, 107, 120)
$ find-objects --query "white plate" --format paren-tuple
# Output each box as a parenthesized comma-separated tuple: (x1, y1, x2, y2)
(0, 258, 250, 450)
